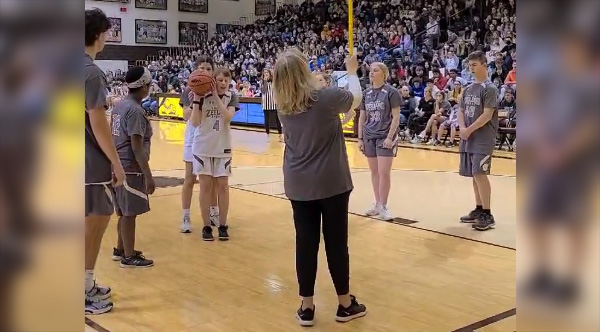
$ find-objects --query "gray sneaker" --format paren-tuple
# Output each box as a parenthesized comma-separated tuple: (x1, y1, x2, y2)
(181, 216, 192, 233)
(85, 280, 111, 302)
(85, 299, 113, 315)
(460, 209, 483, 223)
(473, 213, 496, 231)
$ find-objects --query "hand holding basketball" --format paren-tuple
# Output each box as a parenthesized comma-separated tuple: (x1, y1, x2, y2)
(188, 70, 213, 97)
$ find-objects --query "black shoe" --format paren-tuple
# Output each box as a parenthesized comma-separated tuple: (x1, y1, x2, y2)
(112, 248, 143, 261)
(550, 278, 579, 306)
(472, 213, 495, 231)
(295, 304, 315, 327)
(519, 268, 554, 299)
(335, 295, 367, 323)
(218, 225, 229, 241)
(460, 208, 483, 223)
(120, 253, 154, 268)
(202, 226, 214, 241)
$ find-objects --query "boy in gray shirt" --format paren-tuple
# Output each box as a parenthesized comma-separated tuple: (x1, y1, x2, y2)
(457, 51, 500, 231)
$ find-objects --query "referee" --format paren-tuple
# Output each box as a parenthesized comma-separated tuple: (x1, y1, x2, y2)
(261, 69, 283, 142)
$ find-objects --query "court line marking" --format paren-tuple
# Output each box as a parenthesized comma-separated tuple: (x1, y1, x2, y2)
(229, 186, 516, 251)
(85, 317, 110, 332)
(450, 307, 516, 332)
(153, 166, 516, 179)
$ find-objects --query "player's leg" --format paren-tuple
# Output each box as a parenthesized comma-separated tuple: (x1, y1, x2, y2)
(215, 176, 229, 240)
(376, 139, 395, 221)
(210, 179, 219, 227)
(181, 160, 195, 233)
(364, 139, 380, 216)
(198, 174, 215, 241)
(114, 174, 152, 267)
(85, 185, 113, 315)
(459, 153, 483, 223)
(437, 122, 448, 142)
(471, 154, 494, 231)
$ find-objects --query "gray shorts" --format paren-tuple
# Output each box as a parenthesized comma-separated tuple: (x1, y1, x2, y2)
(459, 153, 492, 177)
(85, 184, 114, 217)
(363, 138, 398, 158)
(113, 174, 150, 217)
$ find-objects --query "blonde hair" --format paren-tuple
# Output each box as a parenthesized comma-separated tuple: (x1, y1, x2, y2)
(370, 62, 390, 81)
(273, 49, 320, 115)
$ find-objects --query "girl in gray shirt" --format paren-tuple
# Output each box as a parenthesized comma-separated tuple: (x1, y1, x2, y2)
(273, 49, 367, 326)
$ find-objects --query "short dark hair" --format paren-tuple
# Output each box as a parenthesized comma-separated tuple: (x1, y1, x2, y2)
(125, 67, 149, 93)
(85, 8, 111, 47)
(467, 51, 487, 64)
(214, 67, 232, 78)
(449, 69, 458, 74)
(194, 55, 214, 70)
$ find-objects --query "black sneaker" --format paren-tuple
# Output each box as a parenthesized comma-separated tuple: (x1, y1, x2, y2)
(295, 304, 315, 327)
(550, 278, 579, 306)
(202, 226, 214, 241)
(112, 248, 143, 261)
(218, 225, 229, 241)
(460, 209, 483, 223)
(472, 213, 495, 231)
(335, 295, 367, 323)
(446, 141, 455, 148)
(120, 253, 154, 268)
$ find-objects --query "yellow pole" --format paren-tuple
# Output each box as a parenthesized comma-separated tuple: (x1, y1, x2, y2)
(348, 0, 353, 56)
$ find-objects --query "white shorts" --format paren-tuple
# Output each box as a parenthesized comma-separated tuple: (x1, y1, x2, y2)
(193, 155, 232, 177)
(183, 146, 193, 163)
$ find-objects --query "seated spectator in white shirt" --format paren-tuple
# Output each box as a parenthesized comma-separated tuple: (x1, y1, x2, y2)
(443, 50, 460, 71)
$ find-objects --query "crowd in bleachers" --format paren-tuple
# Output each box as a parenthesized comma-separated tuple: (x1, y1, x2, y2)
(107, 0, 516, 148)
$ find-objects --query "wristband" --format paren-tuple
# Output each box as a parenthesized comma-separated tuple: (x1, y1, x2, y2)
(192, 101, 202, 106)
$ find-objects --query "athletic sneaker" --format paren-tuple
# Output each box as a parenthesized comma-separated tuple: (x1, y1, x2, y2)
(460, 208, 483, 223)
(181, 216, 192, 233)
(365, 203, 380, 217)
(112, 248, 143, 261)
(379, 205, 394, 221)
(202, 226, 214, 241)
(85, 280, 111, 302)
(85, 299, 113, 315)
(335, 295, 367, 323)
(218, 225, 229, 241)
(120, 253, 154, 268)
(472, 213, 495, 231)
(209, 213, 219, 227)
(410, 136, 421, 144)
(295, 304, 315, 327)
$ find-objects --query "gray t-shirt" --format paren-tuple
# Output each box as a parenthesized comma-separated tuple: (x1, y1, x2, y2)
(111, 96, 153, 173)
(438, 100, 452, 116)
(85, 54, 112, 184)
(278, 88, 354, 201)
(459, 81, 499, 154)
(360, 84, 402, 139)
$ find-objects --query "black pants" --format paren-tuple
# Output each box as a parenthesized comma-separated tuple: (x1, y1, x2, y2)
(290, 191, 351, 297)
(263, 109, 282, 135)
(407, 113, 429, 135)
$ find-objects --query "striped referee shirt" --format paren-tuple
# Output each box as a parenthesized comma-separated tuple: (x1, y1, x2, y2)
(261, 81, 277, 111)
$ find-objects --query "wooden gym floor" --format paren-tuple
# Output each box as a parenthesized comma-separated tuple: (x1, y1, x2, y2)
(86, 120, 517, 332)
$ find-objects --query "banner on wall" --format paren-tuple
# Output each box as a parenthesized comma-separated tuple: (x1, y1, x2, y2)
(158, 96, 184, 118)
(255, 0, 276, 16)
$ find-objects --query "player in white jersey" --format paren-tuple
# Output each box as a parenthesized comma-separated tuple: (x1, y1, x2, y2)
(190, 68, 240, 241)
(179, 57, 219, 233)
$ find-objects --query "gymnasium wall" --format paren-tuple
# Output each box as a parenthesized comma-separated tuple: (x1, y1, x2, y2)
(84, 0, 258, 46)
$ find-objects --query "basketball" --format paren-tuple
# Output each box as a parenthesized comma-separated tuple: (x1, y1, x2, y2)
(188, 71, 213, 96)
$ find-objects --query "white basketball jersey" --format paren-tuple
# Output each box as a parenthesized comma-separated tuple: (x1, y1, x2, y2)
(192, 91, 239, 158)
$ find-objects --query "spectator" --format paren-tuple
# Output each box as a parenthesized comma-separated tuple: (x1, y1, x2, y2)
(499, 88, 516, 128)
(398, 85, 417, 125)
(448, 80, 464, 106)
(406, 87, 435, 140)
(504, 60, 516, 86)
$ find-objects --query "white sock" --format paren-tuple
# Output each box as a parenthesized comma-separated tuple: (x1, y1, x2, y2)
(85, 270, 95, 293)
(183, 209, 190, 218)
(210, 206, 219, 216)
